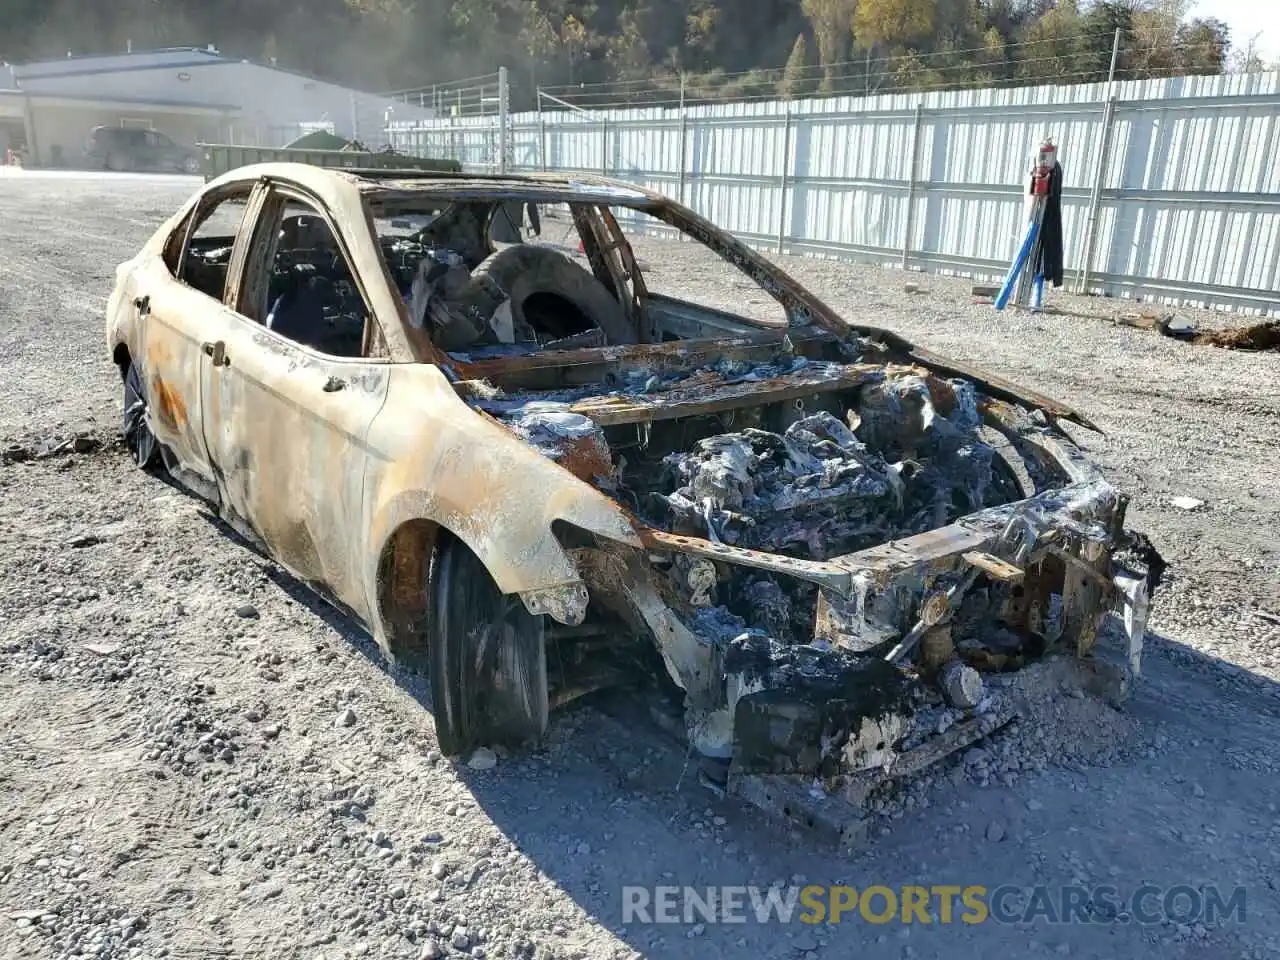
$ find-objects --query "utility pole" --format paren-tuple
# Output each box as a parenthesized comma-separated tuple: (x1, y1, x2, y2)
(1106, 27, 1121, 90)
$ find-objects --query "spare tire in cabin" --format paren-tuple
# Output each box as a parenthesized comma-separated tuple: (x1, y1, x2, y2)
(455, 244, 637, 345)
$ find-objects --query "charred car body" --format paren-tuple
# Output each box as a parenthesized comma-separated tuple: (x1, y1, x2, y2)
(107, 164, 1160, 824)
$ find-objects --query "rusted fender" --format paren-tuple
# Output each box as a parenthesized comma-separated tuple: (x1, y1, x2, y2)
(359, 362, 641, 633)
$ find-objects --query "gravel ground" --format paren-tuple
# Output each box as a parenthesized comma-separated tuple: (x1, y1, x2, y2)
(2, 169, 1279, 960)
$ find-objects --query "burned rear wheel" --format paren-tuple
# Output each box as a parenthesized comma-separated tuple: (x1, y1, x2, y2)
(122, 361, 160, 470)
(428, 534, 549, 757)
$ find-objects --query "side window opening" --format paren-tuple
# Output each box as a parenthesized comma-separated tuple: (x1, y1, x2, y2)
(168, 188, 252, 301)
(257, 196, 371, 359)
(603, 205, 787, 330)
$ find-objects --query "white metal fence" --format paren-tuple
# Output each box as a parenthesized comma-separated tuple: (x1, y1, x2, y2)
(389, 70, 1280, 314)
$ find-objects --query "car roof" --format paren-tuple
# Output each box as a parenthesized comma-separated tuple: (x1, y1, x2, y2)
(204, 162, 665, 209)
(357, 171, 662, 209)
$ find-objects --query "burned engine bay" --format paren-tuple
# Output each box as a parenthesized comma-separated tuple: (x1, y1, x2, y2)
(457, 317, 1160, 811)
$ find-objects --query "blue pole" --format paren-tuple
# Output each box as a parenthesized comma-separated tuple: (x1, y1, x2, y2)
(995, 218, 1040, 311)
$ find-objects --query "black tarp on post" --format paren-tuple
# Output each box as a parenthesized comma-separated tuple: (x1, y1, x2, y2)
(1032, 161, 1065, 288)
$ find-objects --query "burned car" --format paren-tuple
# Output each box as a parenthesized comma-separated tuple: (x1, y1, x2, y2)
(107, 164, 1159, 826)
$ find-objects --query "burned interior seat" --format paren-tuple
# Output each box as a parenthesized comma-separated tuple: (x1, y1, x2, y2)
(265, 222, 367, 359)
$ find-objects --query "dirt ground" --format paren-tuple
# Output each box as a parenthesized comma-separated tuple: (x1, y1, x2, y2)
(2, 168, 1279, 960)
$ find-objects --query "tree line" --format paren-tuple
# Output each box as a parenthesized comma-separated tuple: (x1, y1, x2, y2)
(0, 0, 1262, 108)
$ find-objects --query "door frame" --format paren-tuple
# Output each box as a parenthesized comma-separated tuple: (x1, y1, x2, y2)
(196, 180, 396, 611)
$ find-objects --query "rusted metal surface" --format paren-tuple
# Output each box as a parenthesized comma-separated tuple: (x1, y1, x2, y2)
(567, 363, 892, 426)
(636, 526, 854, 598)
(107, 161, 1159, 796)
(453, 327, 836, 394)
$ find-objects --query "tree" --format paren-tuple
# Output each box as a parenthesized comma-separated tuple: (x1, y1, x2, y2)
(683, 1, 719, 71)
(777, 32, 813, 98)
(1015, 0, 1083, 82)
(801, 0, 855, 91)
(609, 7, 652, 81)
(853, 0, 937, 51)
(561, 13, 592, 83)
(1174, 17, 1228, 75)
(1076, 1, 1134, 81)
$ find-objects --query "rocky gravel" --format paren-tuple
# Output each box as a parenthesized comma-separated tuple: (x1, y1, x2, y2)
(2, 169, 1280, 960)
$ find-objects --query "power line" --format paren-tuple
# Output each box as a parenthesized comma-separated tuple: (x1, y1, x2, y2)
(382, 71, 501, 98)
(536, 44, 1245, 110)
(394, 32, 1241, 115)
(537, 30, 1136, 95)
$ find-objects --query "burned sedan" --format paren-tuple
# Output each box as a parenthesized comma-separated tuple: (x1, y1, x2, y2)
(107, 163, 1159, 824)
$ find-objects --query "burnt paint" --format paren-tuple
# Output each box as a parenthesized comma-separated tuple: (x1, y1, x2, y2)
(726, 634, 915, 777)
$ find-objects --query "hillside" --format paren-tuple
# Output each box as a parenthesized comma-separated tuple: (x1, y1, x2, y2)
(0, 1, 1249, 107)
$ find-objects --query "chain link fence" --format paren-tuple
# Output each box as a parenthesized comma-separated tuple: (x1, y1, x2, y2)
(385, 69, 509, 172)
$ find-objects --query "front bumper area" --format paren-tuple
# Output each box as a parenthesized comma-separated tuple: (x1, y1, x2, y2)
(588, 476, 1157, 781)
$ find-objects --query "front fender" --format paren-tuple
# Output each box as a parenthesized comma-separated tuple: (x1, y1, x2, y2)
(362, 363, 639, 630)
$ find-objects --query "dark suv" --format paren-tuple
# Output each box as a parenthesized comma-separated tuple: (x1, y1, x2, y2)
(85, 126, 201, 174)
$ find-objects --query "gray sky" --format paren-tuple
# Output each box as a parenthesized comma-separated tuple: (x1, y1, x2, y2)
(1194, 0, 1280, 62)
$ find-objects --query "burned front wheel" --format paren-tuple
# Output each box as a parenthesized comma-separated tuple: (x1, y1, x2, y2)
(122, 361, 160, 470)
(428, 534, 549, 757)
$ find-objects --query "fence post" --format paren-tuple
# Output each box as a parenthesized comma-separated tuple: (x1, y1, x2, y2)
(902, 102, 924, 269)
(536, 87, 544, 172)
(677, 108, 688, 207)
(601, 118, 609, 177)
(1078, 95, 1118, 294)
(497, 66, 509, 174)
(776, 109, 793, 254)
(1076, 29, 1122, 293)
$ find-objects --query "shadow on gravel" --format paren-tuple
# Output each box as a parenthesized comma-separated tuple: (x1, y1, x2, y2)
(445, 630, 1280, 958)
(181, 511, 1280, 957)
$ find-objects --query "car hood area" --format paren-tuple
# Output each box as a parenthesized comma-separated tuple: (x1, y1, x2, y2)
(452, 322, 1163, 818)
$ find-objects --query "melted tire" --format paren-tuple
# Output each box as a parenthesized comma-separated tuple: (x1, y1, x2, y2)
(428, 534, 548, 756)
(123, 361, 161, 471)
(460, 244, 637, 345)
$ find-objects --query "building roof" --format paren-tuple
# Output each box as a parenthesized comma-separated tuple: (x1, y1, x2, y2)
(24, 91, 240, 113)
(14, 47, 228, 81)
(11, 47, 387, 96)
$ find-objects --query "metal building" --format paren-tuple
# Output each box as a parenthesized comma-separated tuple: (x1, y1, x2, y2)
(0, 46, 434, 167)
